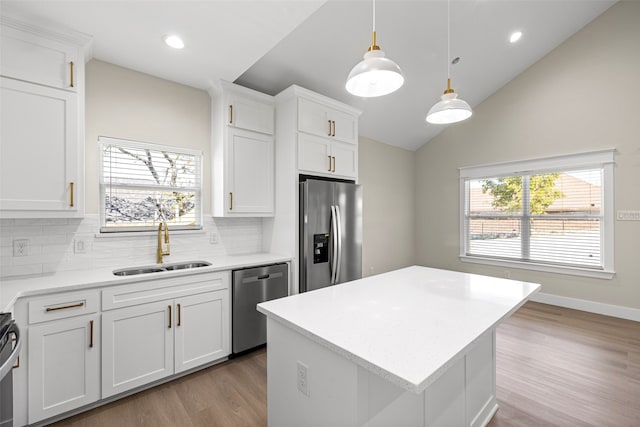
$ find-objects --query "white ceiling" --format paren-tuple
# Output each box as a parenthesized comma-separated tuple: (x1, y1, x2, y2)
(1, 1, 616, 151)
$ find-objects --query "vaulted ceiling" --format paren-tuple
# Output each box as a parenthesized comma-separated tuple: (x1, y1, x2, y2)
(1, 1, 616, 150)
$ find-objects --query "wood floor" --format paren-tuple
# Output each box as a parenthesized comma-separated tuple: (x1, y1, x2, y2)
(50, 302, 640, 427)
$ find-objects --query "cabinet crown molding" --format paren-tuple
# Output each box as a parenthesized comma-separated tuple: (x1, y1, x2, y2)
(1, 15, 93, 61)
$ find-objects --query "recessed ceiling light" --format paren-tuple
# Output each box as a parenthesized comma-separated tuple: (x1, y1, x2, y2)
(163, 35, 184, 49)
(510, 31, 523, 44)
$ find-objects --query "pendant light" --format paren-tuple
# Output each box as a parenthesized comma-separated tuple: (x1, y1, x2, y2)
(426, 0, 472, 124)
(346, 0, 404, 97)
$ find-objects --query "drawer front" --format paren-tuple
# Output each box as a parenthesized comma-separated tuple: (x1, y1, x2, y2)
(102, 271, 230, 311)
(29, 290, 99, 324)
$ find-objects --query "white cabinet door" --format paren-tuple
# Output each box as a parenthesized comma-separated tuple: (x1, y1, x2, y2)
(227, 128, 274, 215)
(298, 134, 357, 179)
(330, 108, 358, 144)
(174, 290, 229, 373)
(298, 97, 358, 144)
(1, 26, 78, 91)
(102, 301, 173, 398)
(298, 133, 332, 176)
(298, 97, 333, 138)
(228, 93, 274, 135)
(331, 141, 358, 178)
(0, 77, 80, 215)
(28, 314, 99, 423)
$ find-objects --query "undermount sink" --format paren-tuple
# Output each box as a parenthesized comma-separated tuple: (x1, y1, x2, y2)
(113, 261, 212, 276)
(163, 261, 211, 271)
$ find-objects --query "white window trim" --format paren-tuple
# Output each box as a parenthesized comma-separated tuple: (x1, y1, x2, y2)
(98, 136, 204, 232)
(459, 149, 616, 279)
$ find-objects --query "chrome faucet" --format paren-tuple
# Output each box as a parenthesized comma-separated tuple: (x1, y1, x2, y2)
(157, 222, 170, 264)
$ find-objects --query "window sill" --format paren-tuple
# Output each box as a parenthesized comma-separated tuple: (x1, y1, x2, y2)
(459, 255, 615, 280)
(95, 229, 205, 239)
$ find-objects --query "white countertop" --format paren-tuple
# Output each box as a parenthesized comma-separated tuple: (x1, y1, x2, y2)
(257, 265, 540, 394)
(0, 253, 290, 312)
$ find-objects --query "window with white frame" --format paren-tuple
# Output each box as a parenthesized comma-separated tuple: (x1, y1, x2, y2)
(99, 137, 203, 232)
(459, 150, 615, 278)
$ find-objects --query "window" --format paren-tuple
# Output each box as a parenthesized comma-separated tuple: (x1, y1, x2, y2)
(460, 150, 615, 278)
(99, 137, 203, 232)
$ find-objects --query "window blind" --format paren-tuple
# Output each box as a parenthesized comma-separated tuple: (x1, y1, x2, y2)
(466, 169, 602, 269)
(460, 150, 615, 277)
(99, 137, 202, 232)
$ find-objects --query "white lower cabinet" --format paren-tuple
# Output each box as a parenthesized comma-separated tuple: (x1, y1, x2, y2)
(28, 314, 100, 423)
(174, 291, 229, 373)
(101, 300, 173, 398)
(102, 289, 229, 398)
(14, 271, 231, 425)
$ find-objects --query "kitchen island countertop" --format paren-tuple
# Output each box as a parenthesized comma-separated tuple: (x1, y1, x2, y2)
(258, 265, 540, 394)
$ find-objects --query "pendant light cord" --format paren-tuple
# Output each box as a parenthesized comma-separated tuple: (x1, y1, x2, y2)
(447, 0, 451, 79)
(372, 0, 376, 33)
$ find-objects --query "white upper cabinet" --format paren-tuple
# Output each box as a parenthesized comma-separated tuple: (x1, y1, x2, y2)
(0, 23, 79, 91)
(298, 97, 358, 145)
(276, 85, 361, 180)
(210, 80, 275, 217)
(0, 17, 90, 218)
(227, 91, 274, 135)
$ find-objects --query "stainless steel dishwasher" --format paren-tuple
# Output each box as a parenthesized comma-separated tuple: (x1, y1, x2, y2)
(232, 263, 288, 354)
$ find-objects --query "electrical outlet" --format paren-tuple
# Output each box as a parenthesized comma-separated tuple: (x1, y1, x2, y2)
(74, 239, 88, 254)
(209, 233, 218, 244)
(504, 270, 511, 279)
(297, 361, 309, 397)
(13, 239, 30, 257)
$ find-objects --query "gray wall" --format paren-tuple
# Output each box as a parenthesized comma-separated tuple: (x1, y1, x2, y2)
(415, 1, 640, 309)
(85, 60, 211, 214)
(359, 137, 416, 276)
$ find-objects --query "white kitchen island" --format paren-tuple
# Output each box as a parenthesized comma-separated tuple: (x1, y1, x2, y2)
(257, 266, 540, 427)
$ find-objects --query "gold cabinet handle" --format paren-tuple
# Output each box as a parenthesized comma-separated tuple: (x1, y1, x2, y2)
(332, 120, 336, 137)
(328, 155, 332, 172)
(328, 120, 332, 136)
(70, 182, 74, 207)
(46, 301, 84, 312)
(177, 303, 181, 327)
(70, 61, 74, 88)
(229, 105, 233, 124)
(168, 305, 172, 329)
(332, 156, 336, 172)
(229, 192, 233, 210)
(89, 320, 94, 348)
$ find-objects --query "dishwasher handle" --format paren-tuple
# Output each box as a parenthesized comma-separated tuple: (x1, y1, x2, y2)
(240, 271, 283, 285)
(0, 322, 21, 380)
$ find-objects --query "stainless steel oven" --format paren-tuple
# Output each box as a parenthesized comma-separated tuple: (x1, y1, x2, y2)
(0, 313, 21, 427)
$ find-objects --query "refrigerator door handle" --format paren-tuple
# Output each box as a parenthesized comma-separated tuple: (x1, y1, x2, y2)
(330, 205, 338, 285)
(335, 205, 343, 283)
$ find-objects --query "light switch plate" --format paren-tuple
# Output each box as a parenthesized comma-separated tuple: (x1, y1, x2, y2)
(74, 239, 88, 254)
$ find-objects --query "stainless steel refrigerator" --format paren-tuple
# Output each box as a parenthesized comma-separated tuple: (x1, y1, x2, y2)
(299, 179, 362, 292)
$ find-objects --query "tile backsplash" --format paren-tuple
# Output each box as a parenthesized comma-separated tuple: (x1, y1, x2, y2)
(0, 215, 262, 278)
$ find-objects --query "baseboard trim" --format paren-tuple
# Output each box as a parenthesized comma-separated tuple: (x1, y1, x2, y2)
(530, 292, 640, 322)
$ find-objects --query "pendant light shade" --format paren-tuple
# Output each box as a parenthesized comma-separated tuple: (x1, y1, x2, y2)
(426, 79, 472, 124)
(426, 0, 472, 124)
(346, 49, 404, 97)
(346, 0, 404, 97)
